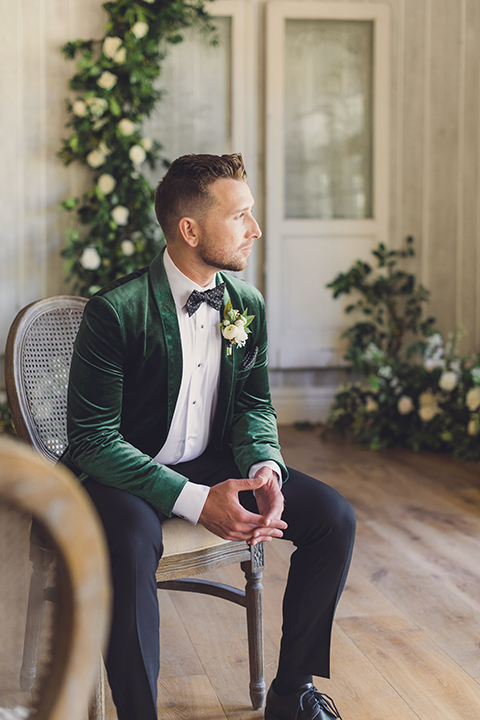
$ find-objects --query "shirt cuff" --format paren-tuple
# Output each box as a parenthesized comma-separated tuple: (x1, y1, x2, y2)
(172, 481, 210, 525)
(248, 461, 282, 487)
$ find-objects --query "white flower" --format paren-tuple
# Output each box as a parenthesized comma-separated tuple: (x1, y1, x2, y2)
(97, 71, 117, 90)
(86, 97, 108, 117)
(140, 137, 152, 151)
(88, 285, 101, 296)
(378, 366, 392, 379)
(103, 36, 123, 58)
(427, 333, 443, 348)
(365, 397, 379, 413)
(121, 239, 135, 256)
(419, 405, 439, 422)
(468, 418, 479, 436)
(144, 0, 155, 3)
(114, 47, 126, 64)
(223, 324, 239, 341)
(98, 173, 116, 195)
(132, 21, 149, 39)
(86, 149, 106, 168)
(439, 371, 458, 392)
(234, 319, 248, 345)
(80, 247, 101, 270)
(397, 396, 414, 415)
(111, 205, 129, 226)
(118, 118, 136, 136)
(129, 144, 146, 166)
(471, 368, 480, 384)
(99, 141, 112, 156)
(72, 100, 87, 117)
(466, 387, 480, 411)
(419, 390, 437, 407)
(425, 357, 444, 371)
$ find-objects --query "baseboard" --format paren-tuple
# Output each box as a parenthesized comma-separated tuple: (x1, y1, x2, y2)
(271, 386, 336, 424)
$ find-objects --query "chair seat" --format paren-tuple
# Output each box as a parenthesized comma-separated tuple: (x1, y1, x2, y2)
(157, 518, 252, 581)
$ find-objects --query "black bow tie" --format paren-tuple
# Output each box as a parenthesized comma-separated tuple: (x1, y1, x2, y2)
(186, 283, 225, 317)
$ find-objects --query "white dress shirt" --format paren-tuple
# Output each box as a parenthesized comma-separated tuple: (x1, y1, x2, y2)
(153, 249, 280, 524)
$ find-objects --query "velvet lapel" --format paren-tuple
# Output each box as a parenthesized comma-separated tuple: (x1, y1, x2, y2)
(148, 249, 182, 431)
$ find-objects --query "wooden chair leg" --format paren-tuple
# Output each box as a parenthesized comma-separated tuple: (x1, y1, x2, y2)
(241, 542, 266, 710)
(20, 542, 54, 691)
(88, 658, 106, 720)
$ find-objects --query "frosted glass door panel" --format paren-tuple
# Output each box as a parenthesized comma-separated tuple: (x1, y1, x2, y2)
(285, 19, 373, 219)
(143, 16, 232, 173)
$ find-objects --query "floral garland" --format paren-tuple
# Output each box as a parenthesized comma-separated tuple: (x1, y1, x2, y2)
(58, 0, 215, 296)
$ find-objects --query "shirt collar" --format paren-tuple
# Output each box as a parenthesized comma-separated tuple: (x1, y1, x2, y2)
(163, 247, 217, 310)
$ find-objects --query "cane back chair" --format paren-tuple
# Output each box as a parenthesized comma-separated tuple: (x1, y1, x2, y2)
(4, 296, 265, 719)
(0, 437, 110, 720)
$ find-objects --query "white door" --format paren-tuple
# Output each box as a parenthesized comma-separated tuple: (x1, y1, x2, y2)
(265, 2, 390, 368)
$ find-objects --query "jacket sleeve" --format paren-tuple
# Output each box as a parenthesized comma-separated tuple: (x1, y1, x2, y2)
(66, 294, 187, 516)
(229, 297, 288, 481)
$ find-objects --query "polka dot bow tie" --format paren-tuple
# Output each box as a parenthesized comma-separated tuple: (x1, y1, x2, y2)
(186, 283, 226, 317)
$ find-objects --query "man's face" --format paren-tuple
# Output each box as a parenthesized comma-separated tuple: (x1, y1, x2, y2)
(195, 178, 262, 273)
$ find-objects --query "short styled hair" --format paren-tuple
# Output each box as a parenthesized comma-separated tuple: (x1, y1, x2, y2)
(154, 153, 247, 241)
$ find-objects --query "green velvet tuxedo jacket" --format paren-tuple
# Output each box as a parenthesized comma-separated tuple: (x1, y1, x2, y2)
(62, 249, 287, 517)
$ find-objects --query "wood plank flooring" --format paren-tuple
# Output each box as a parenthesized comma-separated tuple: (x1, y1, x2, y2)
(3, 425, 480, 718)
(141, 426, 480, 720)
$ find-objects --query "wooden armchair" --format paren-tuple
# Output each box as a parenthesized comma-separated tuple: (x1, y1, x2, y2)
(0, 437, 110, 720)
(5, 296, 265, 719)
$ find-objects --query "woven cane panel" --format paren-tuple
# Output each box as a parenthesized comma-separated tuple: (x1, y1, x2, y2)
(0, 500, 55, 718)
(21, 307, 84, 462)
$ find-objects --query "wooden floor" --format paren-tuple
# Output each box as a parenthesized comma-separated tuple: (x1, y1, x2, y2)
(101, 425, 480, 720)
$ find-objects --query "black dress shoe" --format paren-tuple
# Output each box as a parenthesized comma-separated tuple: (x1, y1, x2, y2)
(265, 682, 342, 720)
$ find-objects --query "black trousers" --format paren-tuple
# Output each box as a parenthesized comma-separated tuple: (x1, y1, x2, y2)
(84, 447, 356, 720)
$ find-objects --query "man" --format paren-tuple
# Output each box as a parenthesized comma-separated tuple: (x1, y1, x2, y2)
(62, 153, 356, 720)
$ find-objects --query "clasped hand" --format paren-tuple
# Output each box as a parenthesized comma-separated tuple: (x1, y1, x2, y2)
(199, 467, 287, 545)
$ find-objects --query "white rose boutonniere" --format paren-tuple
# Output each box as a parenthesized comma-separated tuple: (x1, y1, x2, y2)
(220, 299, 254, 356)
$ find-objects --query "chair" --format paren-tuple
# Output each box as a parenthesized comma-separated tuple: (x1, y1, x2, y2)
(5, 296, 265, 719)
(0, 437, 110, 720)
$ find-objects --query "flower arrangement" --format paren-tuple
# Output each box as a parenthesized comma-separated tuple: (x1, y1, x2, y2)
(220, 300, 254, 356)
(58, 0, 215, 295)
(324, 238, 480, 461)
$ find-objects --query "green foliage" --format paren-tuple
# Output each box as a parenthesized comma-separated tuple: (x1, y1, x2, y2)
(0, 394, 15, 436)
(58, 0, 215, 295)
(325, 239, 480, 461)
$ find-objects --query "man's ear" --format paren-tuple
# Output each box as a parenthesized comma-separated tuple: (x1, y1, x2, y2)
(178, 217, 199, 247)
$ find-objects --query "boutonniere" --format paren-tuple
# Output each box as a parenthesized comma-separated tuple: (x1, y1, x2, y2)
(220, 299, 254, 356)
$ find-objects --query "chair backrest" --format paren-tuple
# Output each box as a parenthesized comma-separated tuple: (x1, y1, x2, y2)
(5, 296, 87, 465)
(0, 437, 110, 720)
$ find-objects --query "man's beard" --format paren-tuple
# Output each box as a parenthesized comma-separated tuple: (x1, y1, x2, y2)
(198, 245, 248, 273)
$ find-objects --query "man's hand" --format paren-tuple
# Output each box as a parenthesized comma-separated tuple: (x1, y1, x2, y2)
(199, 474, 287, 545)
(251, 467, 286, 544)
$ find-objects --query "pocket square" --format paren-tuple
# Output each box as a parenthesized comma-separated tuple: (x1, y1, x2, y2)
(239, 345, 258, 372)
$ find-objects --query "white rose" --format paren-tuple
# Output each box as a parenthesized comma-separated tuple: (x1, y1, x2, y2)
(97, 71, 118, 90)
(80, 247, 101, 270)
(223, 324, 239, 341)
(132, 21, 149, 39)
(118, 118, 136, 136)
(121, 239, 136, 256)
(99, 141, 112, 156)
(418, 405, 439, 422)
(140, 137, 152, 151)
(114, 47, 126, 64)
(72, 100, 87, 117)
(234, 320, 248, 345)
(98, 173, 116, 195)
(365, 397, 379, 413)
(439, 371, 458, 392)
(468, 419, 478, 436)
(86, 149, 106, 168)
(86, 97, 108, 117)
(103, 36, 123, 59)
(466, 386, 480, 411)
(419, 390, 437, 407)
(129, 144, 146, 166)
(397, 396, 414, 415)
(111, 205, 129, 226)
